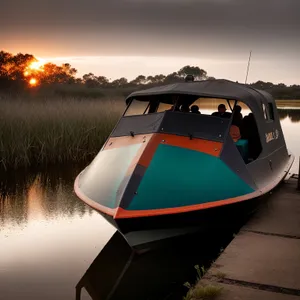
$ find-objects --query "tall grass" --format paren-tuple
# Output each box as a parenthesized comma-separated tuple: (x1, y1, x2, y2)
(0, 95, 125, 170)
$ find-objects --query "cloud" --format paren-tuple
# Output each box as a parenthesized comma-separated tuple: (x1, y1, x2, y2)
(1, 0, 299, 58)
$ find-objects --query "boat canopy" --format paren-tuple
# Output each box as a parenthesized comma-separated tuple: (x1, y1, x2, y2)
(125, 79, 275, 116)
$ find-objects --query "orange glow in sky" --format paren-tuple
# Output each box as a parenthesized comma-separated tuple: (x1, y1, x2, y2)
(24, 59, 46, 86)
(24, 59, 45, 77)
(28, 60, 45, 71)
(29, 78, 38, 86)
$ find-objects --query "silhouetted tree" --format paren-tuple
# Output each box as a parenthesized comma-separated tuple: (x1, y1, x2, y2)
(97, 76, 109, 86)
(1, 49, 300, 99)
(111, 77, 128, 87)
(0, 51, 35, 81)
(83, 73, 100, 87)
(130, 75, 147, 85)
(177, 65, 207, 80)
(164, 72, 181, 84)
(147, 74, 166, 84)
(38, 63, 77, 84)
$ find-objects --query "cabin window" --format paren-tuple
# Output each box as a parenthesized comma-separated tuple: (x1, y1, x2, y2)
(124, 99, 150, 116)
(262, 103, 268, 120)
(268, 103, 275, 120)
(188, 98, 231, 115)
(156, 102, 173, 112)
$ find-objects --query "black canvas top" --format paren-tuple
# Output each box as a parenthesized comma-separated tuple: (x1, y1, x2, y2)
(125, 79, 274, 113)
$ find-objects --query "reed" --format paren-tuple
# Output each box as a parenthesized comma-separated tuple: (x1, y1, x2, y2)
(183, 284, 223, 300)
(0, 95, 124, 170)
(183, 265, 223, 300)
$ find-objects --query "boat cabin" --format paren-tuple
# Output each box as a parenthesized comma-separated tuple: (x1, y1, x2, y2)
(117, 79, 285, 165)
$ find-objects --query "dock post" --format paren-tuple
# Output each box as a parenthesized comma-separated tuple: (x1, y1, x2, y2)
(298, 157, 300, 190)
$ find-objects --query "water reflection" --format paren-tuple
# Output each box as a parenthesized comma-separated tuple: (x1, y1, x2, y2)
(0, 165, 115, 300)
(278, 108, 300, 123)
(0, 165, 94, 230)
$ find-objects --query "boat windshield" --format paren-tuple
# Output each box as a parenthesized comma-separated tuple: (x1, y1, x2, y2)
(124, 99, 173, 116)
(124, 97, 235, 117)
(124, 99, 150, 116)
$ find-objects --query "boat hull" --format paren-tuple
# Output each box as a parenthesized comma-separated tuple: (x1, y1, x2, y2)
(74, 111, 295, 238)
(97, 194, 265, 235)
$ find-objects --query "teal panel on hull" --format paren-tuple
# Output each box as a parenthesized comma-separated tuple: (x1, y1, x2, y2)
(79, 143, 142, 209)
(127, 144, 255, 210)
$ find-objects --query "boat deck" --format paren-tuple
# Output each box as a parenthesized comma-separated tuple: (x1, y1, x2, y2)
(197, 175, 300, 299)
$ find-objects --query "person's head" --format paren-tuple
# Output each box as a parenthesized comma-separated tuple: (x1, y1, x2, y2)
(170, 96, 180, 111)
(191, 105, 200, 114)
(171, 95, 178, 106)
(218, 104, 226, 113)
(181, 104, 190, 113)
(235, 105, 242, 113)
(248, 112, 254, 120)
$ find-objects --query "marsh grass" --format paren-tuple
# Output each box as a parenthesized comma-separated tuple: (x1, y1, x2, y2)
(183, 284, 223, 300)
(183, 265, 223, 300)
(0, 95, 125, 170)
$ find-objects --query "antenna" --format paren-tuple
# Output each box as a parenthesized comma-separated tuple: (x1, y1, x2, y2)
(245, 50, 252, 84)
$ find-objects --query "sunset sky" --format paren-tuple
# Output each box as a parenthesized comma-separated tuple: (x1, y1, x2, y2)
(1, 0, 299, 84)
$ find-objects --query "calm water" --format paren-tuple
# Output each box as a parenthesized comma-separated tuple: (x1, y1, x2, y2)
(0, 103, 300, 300)
(0, 166, 115, 300)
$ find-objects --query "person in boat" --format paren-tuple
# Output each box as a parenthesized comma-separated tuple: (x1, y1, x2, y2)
(180, 104, 190, 113)
(211, 104, 231, 118)
(167, 96, 180, 111)
(230, 124, 241, 142)
(241, 113, 261, 159)
(191, 105, 201, 114)
(235, 105, 243, 119)
(167, 105, 180, 111)
(232, 105, 243, 128)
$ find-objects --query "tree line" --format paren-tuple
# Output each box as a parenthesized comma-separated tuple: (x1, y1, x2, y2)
(1, 50, 299, 99)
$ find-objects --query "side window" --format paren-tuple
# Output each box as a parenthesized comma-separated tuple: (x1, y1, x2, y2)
(124, 99, 150, 116)
(268, 103, 275, 121)
(156, 102, 173, 112)
(262, 103, 268, 120)
(262, 102, 275, 121)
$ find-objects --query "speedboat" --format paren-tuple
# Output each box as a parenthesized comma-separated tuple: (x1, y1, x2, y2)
(74, 78, 294, 238)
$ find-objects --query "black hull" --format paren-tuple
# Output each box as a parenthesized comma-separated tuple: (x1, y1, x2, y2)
(99, 193, 270, 237)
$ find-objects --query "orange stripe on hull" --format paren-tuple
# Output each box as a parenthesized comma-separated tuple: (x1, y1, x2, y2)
(114, 192, 258, 219)
(156, 134, 222, 157)
(104, 133, 223, 168)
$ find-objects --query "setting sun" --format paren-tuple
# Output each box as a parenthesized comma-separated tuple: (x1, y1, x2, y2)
(28, 60, 45, 71)
(24, 59, 46, 85)
(29, 78, 38, 86)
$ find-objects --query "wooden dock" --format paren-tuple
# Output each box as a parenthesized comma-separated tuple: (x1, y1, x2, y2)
(197, 176, 300, 299)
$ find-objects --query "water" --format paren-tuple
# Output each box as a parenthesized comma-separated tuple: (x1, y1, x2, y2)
(0, 103, 300, 300)
(0, 166, 115, 300)
(277, 105, 300, 174)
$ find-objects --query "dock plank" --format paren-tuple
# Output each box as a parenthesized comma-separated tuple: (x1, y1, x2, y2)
(201, 281, 300, 300)
(197, 178, 300, 299)
(244, 180, 300, 237)
(208, 231, 300, 290)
